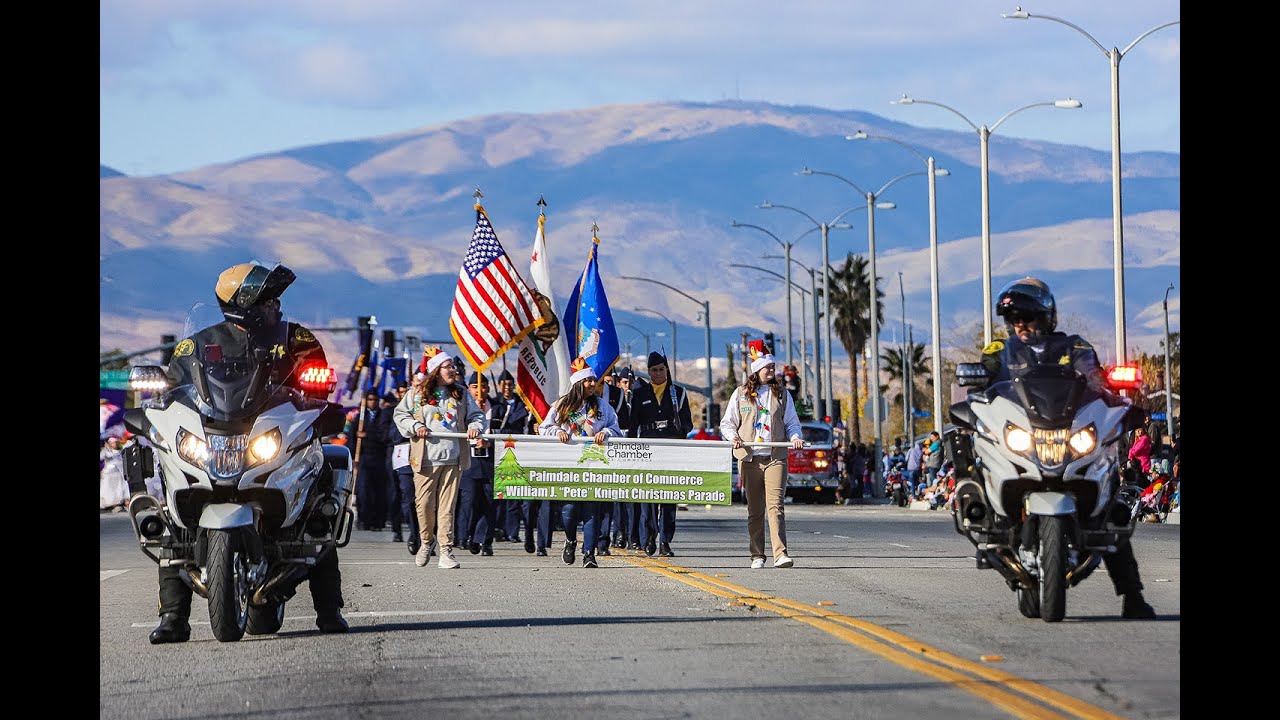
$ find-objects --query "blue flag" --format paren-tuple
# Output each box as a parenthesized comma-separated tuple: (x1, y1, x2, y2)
(561, 232, 620, 381)
(378, 357, 408, 397)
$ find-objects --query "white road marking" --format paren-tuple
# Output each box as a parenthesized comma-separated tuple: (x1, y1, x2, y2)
(890, 543, 911, 548)
(832, 535, 851, 539)
(101, 570, 130, 582)
(129, 608, 498, 628)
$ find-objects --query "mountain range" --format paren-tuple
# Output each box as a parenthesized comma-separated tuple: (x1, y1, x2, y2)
(100, 99, 1180, 392)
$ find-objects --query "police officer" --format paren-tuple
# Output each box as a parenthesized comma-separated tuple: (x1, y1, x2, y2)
(632, 351, 693, 556)
(150, 261, 348, 643)
(457, 371, 498, 555)
(607, 367, 640, 550)
(977, 277, 1156, 620)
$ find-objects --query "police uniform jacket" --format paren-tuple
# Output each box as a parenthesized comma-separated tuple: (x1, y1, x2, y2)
(631, 380, 693, 439)
(166, 320, 326, 390)
(979, 332, 1108, 392)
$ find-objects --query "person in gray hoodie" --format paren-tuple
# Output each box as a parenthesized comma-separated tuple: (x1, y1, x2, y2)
(394, 346, 486, 569)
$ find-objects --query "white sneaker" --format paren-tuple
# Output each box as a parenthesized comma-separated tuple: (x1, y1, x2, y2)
(773, 554, 794, 568)
(750, 557, 766, 569)
(415, 544, 430, 567)
(438, 547, 460, 569)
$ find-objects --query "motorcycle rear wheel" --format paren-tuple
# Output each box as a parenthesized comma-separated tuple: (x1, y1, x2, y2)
(1038, 516, 1068, 623)
(207, 530, 250, 642)
(246, 600, 285, 635)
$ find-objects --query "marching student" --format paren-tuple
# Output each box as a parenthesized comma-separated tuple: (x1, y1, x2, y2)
(631, 351, 693, 556)
(720, 340, 804, 569)
(537, 356, 622, 568)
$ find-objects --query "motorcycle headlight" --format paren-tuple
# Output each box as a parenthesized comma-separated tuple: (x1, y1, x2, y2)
(247, 428, 282, 466)
(176, 428, 210, 465)
(1068, 426, 1096, 455)
(1004, 424, 1033, 453)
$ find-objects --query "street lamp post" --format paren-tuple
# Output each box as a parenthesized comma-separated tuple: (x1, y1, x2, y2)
(635, 307, 678, 381)
(619, 275, 714, 429)
(758, 201, 858, 421)
(897, 271, 910, 442)
(847, 131, 949, 432)
(728, 263, 814, 374)
(797, 167, 916, 487)
(1162, 283, 1175, 438)
(763, 254, 818, 410)
(730, 221, 796, 372)
(1004, 7, 1180, 365)
(892, 94, 1082, 345)
(616, 321, 651, 361)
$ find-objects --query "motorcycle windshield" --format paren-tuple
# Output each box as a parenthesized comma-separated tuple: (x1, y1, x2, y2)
(170, 302, 302, 423)
(989, 364, 1098, 427)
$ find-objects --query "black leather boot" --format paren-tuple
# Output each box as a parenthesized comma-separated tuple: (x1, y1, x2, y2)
(149, 612, 191, 644)
(316, 608, 349, 633)
(1121, 592, 1155, 619)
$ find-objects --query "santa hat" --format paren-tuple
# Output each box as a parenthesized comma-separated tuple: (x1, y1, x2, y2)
(748, 339, 775, 374)
(569, 356, 596, 385)
(419, 345, 451, 375)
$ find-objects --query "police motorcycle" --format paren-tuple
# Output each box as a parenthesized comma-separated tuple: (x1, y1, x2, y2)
(122, 303, 352, 642)
(945, 361, 1146, 622)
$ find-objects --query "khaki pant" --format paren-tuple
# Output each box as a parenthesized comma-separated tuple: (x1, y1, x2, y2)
(741, 456, 787, 560)
(414, 463, 461, 550)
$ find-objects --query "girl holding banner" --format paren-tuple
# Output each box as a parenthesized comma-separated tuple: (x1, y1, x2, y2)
(537, 356, 622, 569)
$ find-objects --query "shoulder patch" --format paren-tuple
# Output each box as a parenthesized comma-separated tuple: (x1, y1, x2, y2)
(982, 340, 1004, 355)
(1058, 355, 1070, 365)
(293, 327, 316, 343)
(173, 339, 195, 358)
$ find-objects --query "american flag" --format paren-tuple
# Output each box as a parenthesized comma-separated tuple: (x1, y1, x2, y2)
(449, 205, 545, 372)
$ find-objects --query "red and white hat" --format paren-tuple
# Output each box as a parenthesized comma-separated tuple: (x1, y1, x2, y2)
(420, 345, 451, 375)
(569, 356, 596, 385)
(747, 339, 775, 374)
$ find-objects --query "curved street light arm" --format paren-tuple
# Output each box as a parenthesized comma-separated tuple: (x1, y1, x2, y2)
(635, 306, 673, 324)
(894, 96, 979, 133)
(618, 275, 704, 308)
(730, 221, 787, 251)
(800, 168, 869, 197)
(763, 253, 813, 274)
(848, 131, 929, 166)
(874, 170, 927, 198)
(1007, 10, 1109, 55)
(990, 101, 1065, 134)
(728, 264, 811, 295)
(1122, 21, 1180, 56)
(760, 201, 821, 230)
(828, 204, 869, 226)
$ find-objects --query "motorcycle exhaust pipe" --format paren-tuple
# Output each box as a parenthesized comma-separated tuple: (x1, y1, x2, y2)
(138, 512, 166, 539)
(251, 563, 310, 606)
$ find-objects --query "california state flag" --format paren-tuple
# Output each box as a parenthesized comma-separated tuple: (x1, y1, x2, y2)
(515, 210, 572, 422)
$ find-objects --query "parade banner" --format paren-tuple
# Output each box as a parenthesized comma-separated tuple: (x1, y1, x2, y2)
(492, 437, 732, 505)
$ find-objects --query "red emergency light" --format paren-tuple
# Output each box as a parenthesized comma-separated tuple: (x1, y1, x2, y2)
(1105, 364, 1142, 391)
(298, 364, 338, 396)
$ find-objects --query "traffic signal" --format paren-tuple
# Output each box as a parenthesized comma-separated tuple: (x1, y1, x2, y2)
(763, 332, 776, 356)
(1105, 364, 1142, 392)
(159, 334, 176, 365)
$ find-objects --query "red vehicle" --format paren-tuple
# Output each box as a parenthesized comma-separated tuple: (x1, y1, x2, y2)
(732, 421, 838, 504)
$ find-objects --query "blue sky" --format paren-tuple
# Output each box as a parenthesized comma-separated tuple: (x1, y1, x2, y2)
(100, 1, 1180, 178)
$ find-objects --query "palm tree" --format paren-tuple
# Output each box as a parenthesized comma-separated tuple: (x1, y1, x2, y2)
(828, 252, 883, 444)
(881, 342, 932, 438)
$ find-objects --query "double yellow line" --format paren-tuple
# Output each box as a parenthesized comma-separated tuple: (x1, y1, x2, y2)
(616, 551, 1124, 720)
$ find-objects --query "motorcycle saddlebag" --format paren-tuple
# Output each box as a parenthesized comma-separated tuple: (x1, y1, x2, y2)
(944, 429, 975, 479)
(123, 442, 155, 494)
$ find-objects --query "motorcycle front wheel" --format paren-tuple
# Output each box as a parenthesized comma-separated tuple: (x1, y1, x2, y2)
(207, 530, 251, 641)
(1038, 516, 1068, 623)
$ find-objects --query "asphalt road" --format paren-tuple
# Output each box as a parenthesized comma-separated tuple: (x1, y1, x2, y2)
(100, 502, 1180, 720)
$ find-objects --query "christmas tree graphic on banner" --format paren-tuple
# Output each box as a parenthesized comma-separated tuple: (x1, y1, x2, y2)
(493, 437, 527, 498)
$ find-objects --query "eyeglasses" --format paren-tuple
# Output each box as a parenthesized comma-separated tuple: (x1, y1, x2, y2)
(1006, 313, 1038, 326)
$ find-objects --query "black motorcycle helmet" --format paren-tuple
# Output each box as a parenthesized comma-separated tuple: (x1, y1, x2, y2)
(215, 261, 295, 329)
(996, 277, 1056, 335)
